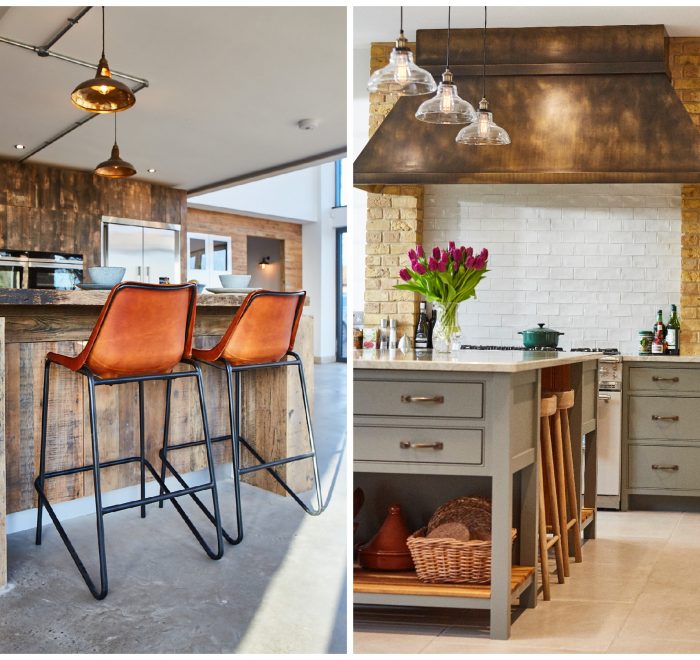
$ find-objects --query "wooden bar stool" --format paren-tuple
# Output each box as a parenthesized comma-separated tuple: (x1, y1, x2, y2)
(546, 389, 583, 574)
(35, 282, 224, 599)
(539, 395, 566, 601)
(160, 290, 326, 545)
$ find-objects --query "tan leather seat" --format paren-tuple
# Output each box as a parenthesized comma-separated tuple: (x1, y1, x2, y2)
(47, 282, 197, 378)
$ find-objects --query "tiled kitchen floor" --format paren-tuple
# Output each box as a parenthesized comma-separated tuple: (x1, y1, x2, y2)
(354, 510, 700, 653)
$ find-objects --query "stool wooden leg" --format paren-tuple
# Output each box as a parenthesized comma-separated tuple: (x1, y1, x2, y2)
(551, 409, 571, 577)
(538, 459, 551, 601)
(35, 360, 51, 546)
(541, 416, 565, 584)
(562, 405, 583, 563)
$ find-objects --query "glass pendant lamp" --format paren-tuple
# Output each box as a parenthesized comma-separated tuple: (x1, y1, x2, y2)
(95, 115, 136, 178)
(416, 7, 476, 124)
(455, 7, 510, 145)
(367, 7, 436, 96)
(71, 7, 136, 113)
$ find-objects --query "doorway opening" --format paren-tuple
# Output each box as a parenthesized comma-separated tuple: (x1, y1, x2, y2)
(247, 236, 284, 290)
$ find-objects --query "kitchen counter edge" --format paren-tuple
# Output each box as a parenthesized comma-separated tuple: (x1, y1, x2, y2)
(353, 349, 602, 373)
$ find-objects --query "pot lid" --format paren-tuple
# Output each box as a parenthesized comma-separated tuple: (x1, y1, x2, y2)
(520, 322, 563, 335)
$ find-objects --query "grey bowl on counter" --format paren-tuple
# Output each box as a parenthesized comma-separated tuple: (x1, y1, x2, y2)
(88, 266, 126, 286)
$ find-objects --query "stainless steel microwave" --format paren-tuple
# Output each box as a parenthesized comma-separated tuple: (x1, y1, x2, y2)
(0, 250, 83, 290)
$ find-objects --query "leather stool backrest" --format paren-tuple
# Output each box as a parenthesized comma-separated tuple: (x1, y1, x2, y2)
(214, 290, 305, 365)
(84, 282, 197, 378)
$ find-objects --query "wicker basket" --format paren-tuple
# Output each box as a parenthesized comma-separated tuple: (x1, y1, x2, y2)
(407, 527, 517, 584)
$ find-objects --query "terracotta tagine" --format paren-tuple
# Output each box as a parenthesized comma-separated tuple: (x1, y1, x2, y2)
(358, 503, 414, 571)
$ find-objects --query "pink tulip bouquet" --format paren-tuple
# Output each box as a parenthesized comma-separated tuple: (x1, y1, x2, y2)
(395, 242, 489, 351)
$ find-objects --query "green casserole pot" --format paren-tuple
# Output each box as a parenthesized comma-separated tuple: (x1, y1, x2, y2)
(518, 323, 565, 349)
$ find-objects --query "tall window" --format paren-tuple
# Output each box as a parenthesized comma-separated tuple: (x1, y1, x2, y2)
(334, 158, 348, 208)
(336, 226, 347, 362)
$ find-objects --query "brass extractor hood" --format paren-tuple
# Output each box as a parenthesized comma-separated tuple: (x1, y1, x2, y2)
(354, 25, 700, 189)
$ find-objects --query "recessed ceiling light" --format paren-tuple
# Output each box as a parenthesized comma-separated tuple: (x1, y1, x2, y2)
(147, 168, 156, 173)
(297, 118, 319, 131)
(14, 144, 25, 150)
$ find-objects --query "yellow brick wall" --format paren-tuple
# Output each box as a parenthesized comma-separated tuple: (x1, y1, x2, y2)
(670, 38, 700, 355)
(365, 43, 424, 338)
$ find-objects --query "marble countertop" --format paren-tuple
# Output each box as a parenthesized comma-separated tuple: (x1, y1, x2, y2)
(353, 348, 602, 373)
(623, 354, 700, 363)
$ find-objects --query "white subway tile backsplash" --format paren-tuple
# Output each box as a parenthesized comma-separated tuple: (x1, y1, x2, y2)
(423, 183, 681, 354)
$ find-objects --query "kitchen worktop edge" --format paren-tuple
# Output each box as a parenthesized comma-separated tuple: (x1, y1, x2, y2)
(353, 349, 602, 372)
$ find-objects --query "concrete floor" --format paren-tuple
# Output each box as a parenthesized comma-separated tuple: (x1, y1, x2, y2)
(0, 362, 347, 654)
(355, 509, 700, 653)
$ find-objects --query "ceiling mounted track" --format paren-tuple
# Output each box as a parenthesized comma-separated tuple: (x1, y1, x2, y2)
(0, 6, 149, 163)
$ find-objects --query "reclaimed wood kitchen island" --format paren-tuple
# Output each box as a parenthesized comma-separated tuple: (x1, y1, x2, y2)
(0, 288, 313, 589)
(353, 349, 599, 640)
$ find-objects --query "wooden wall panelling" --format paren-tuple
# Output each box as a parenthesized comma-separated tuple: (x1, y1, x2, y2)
(0, 159, 187, 270)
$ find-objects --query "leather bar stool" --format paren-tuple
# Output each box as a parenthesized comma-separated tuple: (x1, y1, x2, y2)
(35, 282, 224, 600)
(546, 389, 583, 572)
(160, 290, 325, 545)
(539, 395, 566, 601)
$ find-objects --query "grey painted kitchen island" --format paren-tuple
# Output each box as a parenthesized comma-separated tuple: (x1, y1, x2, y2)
(353, 349, 600, 640)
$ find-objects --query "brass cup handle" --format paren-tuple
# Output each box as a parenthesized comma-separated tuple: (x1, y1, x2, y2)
(399, 441, 444, 450)
(651, 415, 679, 421)
(652, 464, 679, 471)
(401, 395, 445, 404)
(652, 376, 679, 382)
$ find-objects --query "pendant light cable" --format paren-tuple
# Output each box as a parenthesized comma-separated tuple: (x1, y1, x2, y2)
(113, 112, 117, 145)
(482, 6, 487, 100)
(446, 6, 451, 69)
(101, 6, 105, 58)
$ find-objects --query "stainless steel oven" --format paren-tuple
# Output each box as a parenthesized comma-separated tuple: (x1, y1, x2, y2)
(0, 250, 83, 290)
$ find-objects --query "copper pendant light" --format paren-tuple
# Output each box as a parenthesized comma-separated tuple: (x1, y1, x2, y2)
(95, 115, 136, 178)
(71, 7, 135, 113)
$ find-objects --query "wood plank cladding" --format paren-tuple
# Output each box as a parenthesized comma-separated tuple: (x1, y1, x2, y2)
(4, 317, 314, 514)
(186, 207, 302, 290)
(0, 159, 186, 268)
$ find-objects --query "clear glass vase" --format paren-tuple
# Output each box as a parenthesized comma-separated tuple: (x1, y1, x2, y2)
(432, 302, 461, 353)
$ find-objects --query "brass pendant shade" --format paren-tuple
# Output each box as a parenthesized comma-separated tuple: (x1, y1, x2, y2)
(71, 56, 135, 113)
(94, 143, 136, 178)
(95, 115, 136, 178)
(71, 7, 135, 113)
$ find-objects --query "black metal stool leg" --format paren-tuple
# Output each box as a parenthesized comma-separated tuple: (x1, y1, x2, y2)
(195, 365, 224, 558)
(87, 375, 109, 598)
(35, 359, 51, 546)
(158, 379, 173, 508)
(226, 367, 244, 544)
(138, 381, 146, 518)
(295, 356, 325, 516)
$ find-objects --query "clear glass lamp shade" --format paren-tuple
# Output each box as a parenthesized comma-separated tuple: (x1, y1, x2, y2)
(367, 48, 437, 96)
(455, 106, 511, 145)
(415, 81, 477, 124)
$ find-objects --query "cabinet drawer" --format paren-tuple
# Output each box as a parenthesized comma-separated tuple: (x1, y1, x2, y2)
(354, 426, 483, 465)
(354, 379, 483, 419)
(628, 395, 700, 440)
(628, 367, 700, 393)
(628, 445, 700, 490)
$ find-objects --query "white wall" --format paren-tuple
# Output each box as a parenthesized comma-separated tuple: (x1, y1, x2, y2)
(302, 162, 347, 361)
(423, 183, 681, 354)
(352, 46, 370, 315)
(190, 167, 320, 223)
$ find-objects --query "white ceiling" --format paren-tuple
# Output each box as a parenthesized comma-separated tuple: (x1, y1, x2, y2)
(0, 6, 346, 191)
(354, 5, 700, 48)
